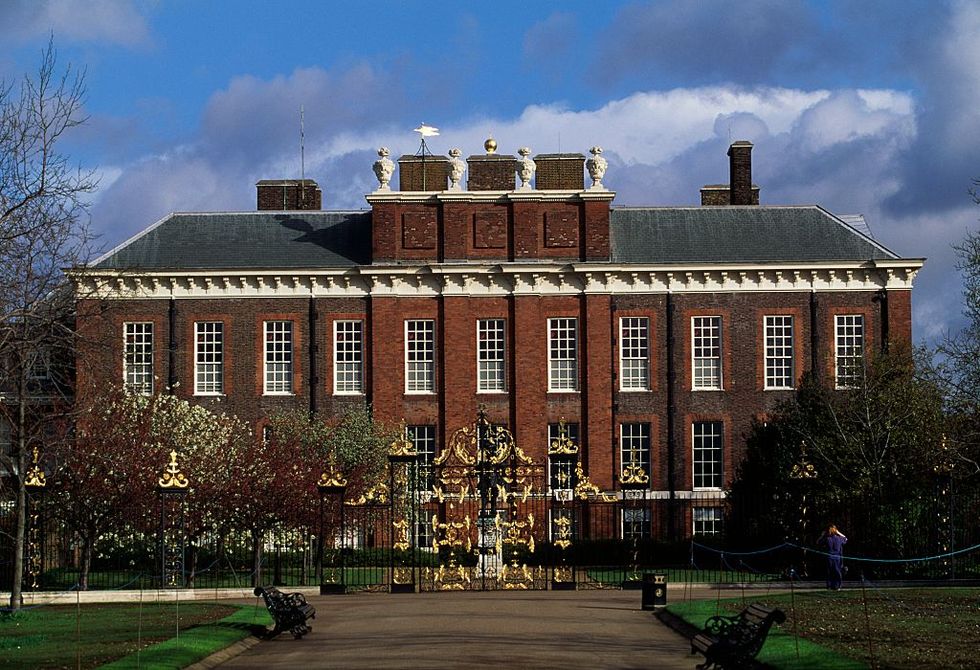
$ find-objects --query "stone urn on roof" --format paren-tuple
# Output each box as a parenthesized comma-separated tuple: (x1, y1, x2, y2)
(586, 145, 608, 190)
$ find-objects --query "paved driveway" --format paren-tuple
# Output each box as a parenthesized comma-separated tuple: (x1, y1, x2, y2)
(219, 589, 700, 669)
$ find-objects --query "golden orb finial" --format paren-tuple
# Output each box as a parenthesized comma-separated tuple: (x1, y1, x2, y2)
(484, 136, 497, 154)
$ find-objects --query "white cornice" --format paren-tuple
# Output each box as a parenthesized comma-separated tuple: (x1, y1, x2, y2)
(70, 259, 923, 301)
(365, 189, 616, 205)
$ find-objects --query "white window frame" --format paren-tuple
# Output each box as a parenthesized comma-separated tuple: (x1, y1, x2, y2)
(194, 321, 224, 395)
(407, 425, 436, 490)
(263, 320, 293, 395)
(692, 316, 722, 390)
(693, 507, 723, 536)
(548, 318, 578, 392)
(333, 320, 364, 395)
(835, 315, 865, 389)
(619, 316, 650, 391)
(693, 421, 723, 491)
(123, 322, 154, 395)
(547, 422, 579, 492)
(27, 347, 52, 381)
(622, 507, 651, 540)
(764, 315, 795, 390)
(405, 320, 435, 393)
(477, 319, 506, 393)
(549, 507, 576, 543)
(619, 422, 650, 482)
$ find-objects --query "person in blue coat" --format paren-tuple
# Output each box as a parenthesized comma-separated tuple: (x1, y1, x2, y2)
(819, 524, 848, 590)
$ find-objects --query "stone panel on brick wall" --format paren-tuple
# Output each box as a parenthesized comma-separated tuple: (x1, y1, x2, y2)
(544, 210, 579, 248)
(402, 211, 437, 250)
(473, 211, 507, 249)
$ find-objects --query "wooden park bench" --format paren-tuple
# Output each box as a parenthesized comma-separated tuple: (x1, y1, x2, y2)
(691, 603, 785, 669)
(253, 586, 316, 639)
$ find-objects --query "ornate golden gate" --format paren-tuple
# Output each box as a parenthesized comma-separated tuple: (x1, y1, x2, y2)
(414, 410, 548, 591)
(368, 411, 642, 593)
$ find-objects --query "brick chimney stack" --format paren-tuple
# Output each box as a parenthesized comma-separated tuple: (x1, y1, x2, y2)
(256, 179, 322, 210)
(728, 141, 754, 206)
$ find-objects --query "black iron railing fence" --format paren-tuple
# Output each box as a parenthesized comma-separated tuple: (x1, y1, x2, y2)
(3, 486, 978, 593)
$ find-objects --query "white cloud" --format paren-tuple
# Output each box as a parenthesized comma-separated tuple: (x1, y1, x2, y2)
(0, 0, 151, 47)
(95, 78, 964, 342)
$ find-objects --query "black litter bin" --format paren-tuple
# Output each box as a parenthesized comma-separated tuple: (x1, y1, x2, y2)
(641, 572, 667, 610)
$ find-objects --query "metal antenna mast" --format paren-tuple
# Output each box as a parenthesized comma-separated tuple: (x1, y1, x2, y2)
(300, 106, 306, 208)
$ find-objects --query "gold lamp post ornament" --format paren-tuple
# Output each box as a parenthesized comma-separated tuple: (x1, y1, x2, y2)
(389, 428, 418, 463)
(548, 419, 579, 457)
(620, 463, 650, 486)
(317, 469, 348, 492)
(24, 446, 46, 489)
(158, 450, 189, 489)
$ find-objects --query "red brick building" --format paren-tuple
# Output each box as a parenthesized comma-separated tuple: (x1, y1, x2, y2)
(71, 140, 922, 536)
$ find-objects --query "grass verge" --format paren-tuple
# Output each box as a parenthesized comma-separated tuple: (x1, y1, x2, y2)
(101, 605, 272, 669)
(669, 587, 980, 669)
(0, 601, 271, 669)
(667, 598, 866, 669)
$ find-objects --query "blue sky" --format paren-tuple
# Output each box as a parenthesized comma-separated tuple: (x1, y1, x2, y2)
(2, 0, 978, 343)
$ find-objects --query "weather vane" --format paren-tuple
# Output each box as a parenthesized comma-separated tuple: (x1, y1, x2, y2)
(413, 122, 439, 157)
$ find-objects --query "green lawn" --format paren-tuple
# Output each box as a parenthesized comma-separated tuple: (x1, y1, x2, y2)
(0, 601, 271, 669)
(669, 587, 980, 669)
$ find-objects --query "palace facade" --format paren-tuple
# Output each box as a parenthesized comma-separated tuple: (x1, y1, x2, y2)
(70, 139, 922, 537)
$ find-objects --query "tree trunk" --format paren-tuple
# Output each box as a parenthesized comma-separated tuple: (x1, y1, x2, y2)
(79, 537, 93, 591)
(251, 530, 263, 588)
(186, 542, 199, 589)
(8, 382, 29, 610)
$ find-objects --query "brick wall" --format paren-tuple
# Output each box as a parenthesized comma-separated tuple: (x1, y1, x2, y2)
(534, 154, 585, 190)
(372, 198, 610, 262)
(466, 155, 516, 191)
(397, 156, 449, 191)
(76, 288, 892, 492)
(256, 180, 322, 211)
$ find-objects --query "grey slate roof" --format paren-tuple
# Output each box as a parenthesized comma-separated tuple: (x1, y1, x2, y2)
(91, 205, 901, 271)
(609, 206, 897, 264)
(92, 211, 371, 269)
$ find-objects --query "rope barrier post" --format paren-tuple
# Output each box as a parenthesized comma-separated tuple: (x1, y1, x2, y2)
(859, 572, 878, 670)
(137, 584, 144, 670)
(789, 568, 800, 660)
(715, 552, 723, 616)
(75, 587, 81, 670)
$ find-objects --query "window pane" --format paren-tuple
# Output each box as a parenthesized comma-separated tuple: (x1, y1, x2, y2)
(405, 320, 435, 392)
(407, 425, 436, 490)
(477, 319, 505, 392)
(623, 507, 651, 540)
(692, 316, 722, 389)
(764, 315, 794, 389)
(619, 423, 650, 482)
(693, 507, 723, 535)
(334, 320, 363, 394)
(264, 321, 293, 394)
(124, 322, 153, 395)
(693, 421, 723, 489)
(548, 318, 578, 391)
(620, 317, 650, 390)
(195, 321, 223, 394)
(548, 422, 579, 491)
(835, 315, 864, 388)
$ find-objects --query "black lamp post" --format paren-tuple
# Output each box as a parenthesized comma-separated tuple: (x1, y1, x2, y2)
(933, 436, 955, 579)
(157, 450, 189, 588)
(474, 408, 505, 589)
(619, 462, 649, 588)
(789, 442, 817, 579)
(317, 469, 347, 595)
(547, 419, 578, 590)
(23, 446, 46, 592)
(389, 430, 418, 593)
